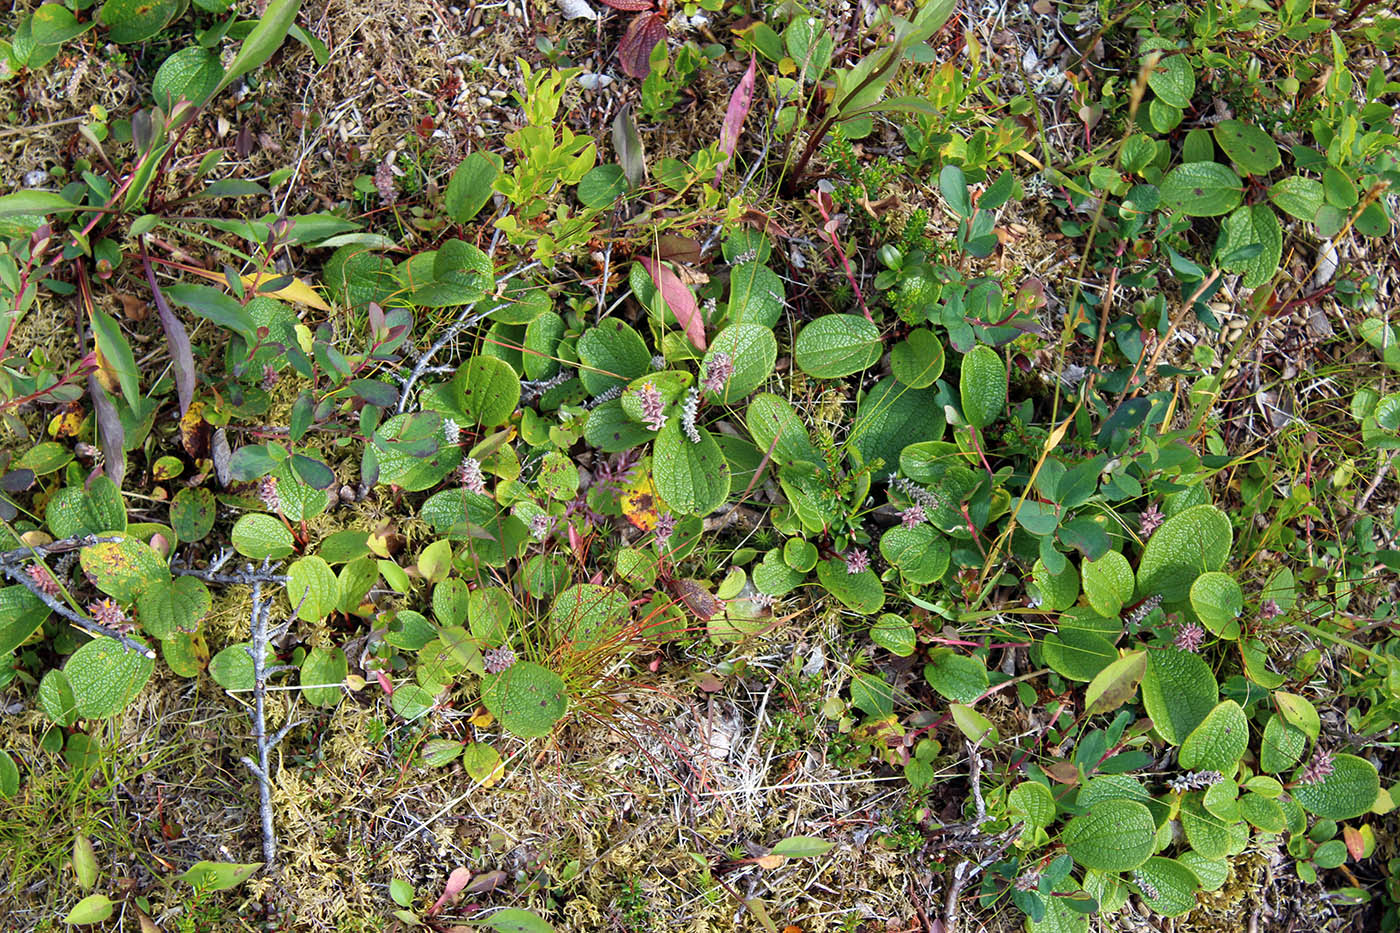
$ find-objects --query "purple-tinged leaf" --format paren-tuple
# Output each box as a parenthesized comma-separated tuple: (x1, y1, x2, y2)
(715, 55, 757, 185)
(639, 256, 705, 350)
(599, 0, 652, 8)
(87, 374, 125, 487)
(617, 12, 667, 79)
(143, 255, 195, 416)
(426, 866, 473, 917)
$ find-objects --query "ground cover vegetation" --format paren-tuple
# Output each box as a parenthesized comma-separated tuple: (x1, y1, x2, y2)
(0, 0, 1399, 929)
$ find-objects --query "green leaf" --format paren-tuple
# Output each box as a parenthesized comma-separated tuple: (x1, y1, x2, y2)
(38, 669, 79, 727)
(958, 345, 1006, 429)
(879, 523, 950, 585)
(0, 189, 82, 220)
(1147, 54, 1195, 108)
(1260, 714, 1307, 773)
(1008, 780, 1056, 830)
(63, 893, 114, 925)
(0, 749, 18, 799)
(64, 637, 155, 718)
(231, 513, 295, 560)
(136, 575, 211, 639)
(849, 671, 893, 716)
(1177, 851, 1229, 891)
(1042, 626, 1117, 682)
(702, 323, 776, 402)
(1135, 504, 1231, 603)
(47, 475, 127, 537)
(923, 649, 987, 703)
(209, 642, 273, 691)
(815, 558, 884, 613)
(1132, 857, 1199, 917)
(890, 328, 945, 388)
(577, 164, 628, 208)
(1062, 798, 1156, 871)
(73, 832, 99, 890)
(445, 151, 503, 222)
(578, 319, 651, 395)
(0, 586, 49, 657)
(1141, 648, 1218, 745)
(1160, 162, 1243, 217)
(153, 46, 223, 109)
(373, 413, 461, 492)
(164, 283, 257, 341)
(745, 393, 819, 465)
(479, 908, 557, 933)
(726, 262, 784, 327)
(101, 0, 180, 44)
(1212, 119, 1280, 174)
(869, 613, 916, 656)
(298, 647, 345, 708)
(794, 314, 881, 378)
(1032, 557, 1080, 612)
(80, 535, 171, 603)
(175, 860, 262, 891)
(286, 556, 338, 621)
(1215, 203, 1282, 288)
(949, 703, 999, 745)
(1267, 175, 1325, 222)
(212, 0, 302, 98)
(31, 4, 94, 44)
(1179, 700, 1248, 774)
(391, 684, 437, 720)
(461, 741, 503, 782)
(91, 309, 140, 410)
(1291, 754, 1380, 820)
(939, 164, 972, 218)
(849, 378, 944, 472)
(770, 836, 834, 858)
(1083, 649, 1147, 716)
(16, 440, 73, 475)
(1239, 792, 1285, 832)
(653, 421, 729, 516)
(1189, 571, 1243, 639)
(549, 584, 630, 649)
(481, 662, 567, 739)
(1081, 551, 1134, 618)
(389, 877, 415, 907)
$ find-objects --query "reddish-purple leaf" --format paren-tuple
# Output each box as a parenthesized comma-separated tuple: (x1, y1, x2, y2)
(715, 55, 757, 185)
(639, 256, 705, 350)
(464, 869, 509, 894)
(143, 255, 195, 417)
(599, 0, 652, 8)
(87, 374, 126, 487)
(426, 866, 473, 917)
(618, 13, 667, 79)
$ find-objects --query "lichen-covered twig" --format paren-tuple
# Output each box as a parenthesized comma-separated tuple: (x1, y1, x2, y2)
(941, 741, 1002, 933)
(0, 534, 154, 658)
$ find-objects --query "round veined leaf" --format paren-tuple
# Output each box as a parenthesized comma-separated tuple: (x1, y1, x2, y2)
(456, 355, 521, 427)
(65, 637, 155, 718)
(300, 647, 347, 708)
(923, 649, 987, 703)
(577, 164, 627, 208)
(1177, 851, 1229, 892)
(1135, 504, 1232, 603)
(64, 893, 115, 925)
(286, 556, 338, 621)
(136, 575, 211, 639)
(848, 378, 944, 473)
(1032, 557, 1080, 612)
(1028, 880, 1090, 933)
(231, 513, 295, 560)
(1212, 119, 1280, 174)
(1147, 53, 1195, 108)
(391, 684, 437, 721)
(16, 440, 73, 475)
(1084, 649, 1147, 716)
(652, 421, 729, 516)
(47, 475, 127, 538)
(1190, 571, 1243, 639)
(31, 4, 94, 44)
(1062, 798, 1156, 871)
(0, 749, 18, 799)
(958, 345, 1006, 430)
(170, 487, 216, 541)
(578, 319, 651, 395)
(1215, 203, 1282, 288)
(745, 393, 819, 466)
(38, 668, 79, 727)
(783, 538, 818, 573)
(1260, 714, 1307, 773)
(753, 549, 805, 596)
(1141, 648, 1218, 745)
(153, 46, 222, 110)
(1132, 857, 1199, 918)
(374, 413, 462, 491)
(101, 0, 180, 44)
(80, 536, 171, 604)
(1081, 551, 1133, 618)
(726, 262, 784, 327)
(549, 583, 629, 648)
(703, 323, 777, 402)
(814, 558, 884, 613)
(794, 314, 881, 378)
(1267, 175, 1325, 222)
(1008, 781, 1056, 829)
(1042, 627, 1117, 682)
(1239, 792, 1286, 832)
(161, 630, 207, 678)
(1178, 700, 1248, 774)
(1291, 754, 1380, 820)
(481, 661, 567, 739)
(537, 451, 579, 500)
(870, 613, 916, 656)
(1160, 162, 1244, 217)
(209, 642, 273, 692)
(879, 523, 950, 585)
(480, 908, 558, 933)
(890, 328, 945, 389)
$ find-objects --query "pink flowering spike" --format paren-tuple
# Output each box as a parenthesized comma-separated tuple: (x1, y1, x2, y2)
(639, 256, 705, 350)
(716, 55, 757, 186)
(425, 867, 473, 917)
(845, 548, 869, 574)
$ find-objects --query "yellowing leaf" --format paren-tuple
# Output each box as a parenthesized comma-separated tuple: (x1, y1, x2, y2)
(621, 469, 660, 532)
(49, 410, 86, 438)
(240, 272, 332, 311)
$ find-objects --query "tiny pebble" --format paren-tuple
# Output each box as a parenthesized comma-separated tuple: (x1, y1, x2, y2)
(24, 169, 48, 186)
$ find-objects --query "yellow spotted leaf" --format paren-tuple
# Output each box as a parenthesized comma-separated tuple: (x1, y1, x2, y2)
(621, 469, 660, 532)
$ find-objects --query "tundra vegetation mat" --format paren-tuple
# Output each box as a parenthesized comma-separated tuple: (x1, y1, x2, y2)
(1, 0, 1399, 931)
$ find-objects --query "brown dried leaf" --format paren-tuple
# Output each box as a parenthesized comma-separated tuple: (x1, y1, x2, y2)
(599, 0, 653, 9)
